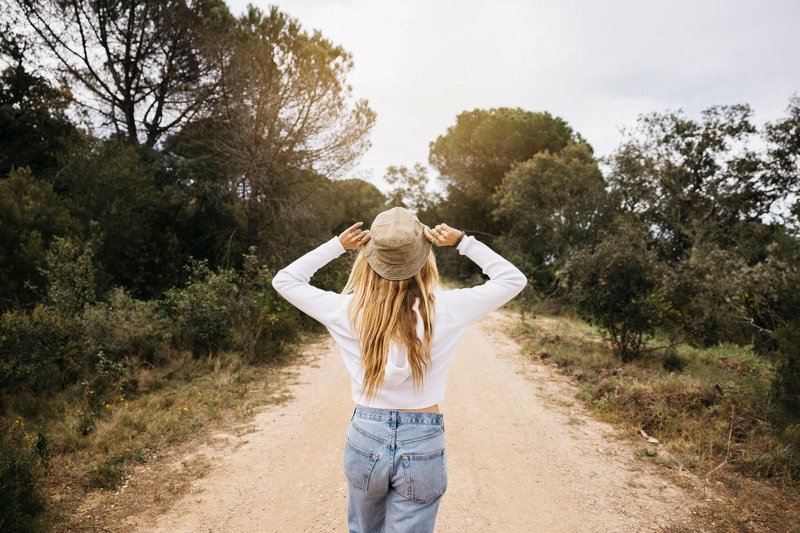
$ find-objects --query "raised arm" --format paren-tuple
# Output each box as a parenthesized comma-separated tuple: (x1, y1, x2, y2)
(443, 234, 528, 327)
(271, 235, 348, 327)
(271, 222, 370, 327)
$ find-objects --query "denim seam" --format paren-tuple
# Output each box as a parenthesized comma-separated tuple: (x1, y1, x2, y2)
(401, 448, 445, 461)
(346, 436, 380, 459)
(396, 428, 444, 446)
(351, 421, 391, 445)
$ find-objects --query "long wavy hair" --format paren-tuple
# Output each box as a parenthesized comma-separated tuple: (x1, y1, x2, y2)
(341, 248, 439, 401)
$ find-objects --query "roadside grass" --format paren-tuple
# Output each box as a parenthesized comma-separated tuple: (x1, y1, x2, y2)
(4, 336, 311, 531)
(508, 306, 800, 533)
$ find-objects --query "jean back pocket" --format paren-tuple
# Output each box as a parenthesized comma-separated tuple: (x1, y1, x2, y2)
(343, 437, 380, 492)
(401, 448, 448, 503)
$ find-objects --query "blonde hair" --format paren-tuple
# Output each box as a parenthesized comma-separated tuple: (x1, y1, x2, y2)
(341, 249, 439, 401)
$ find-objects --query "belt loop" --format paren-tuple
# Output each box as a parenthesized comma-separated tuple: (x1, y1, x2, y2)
(351, 406, 356, 421)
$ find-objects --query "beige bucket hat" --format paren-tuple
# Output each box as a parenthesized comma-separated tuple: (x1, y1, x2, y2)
(362, 206, 433, 280)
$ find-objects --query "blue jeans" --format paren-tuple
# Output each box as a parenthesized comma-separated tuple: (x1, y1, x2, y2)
(343, 405, 448, 533)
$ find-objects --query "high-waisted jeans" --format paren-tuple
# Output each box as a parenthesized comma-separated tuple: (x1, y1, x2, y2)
(343, 405, 448, 533)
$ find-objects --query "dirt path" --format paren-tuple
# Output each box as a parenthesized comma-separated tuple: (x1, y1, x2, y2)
(123, 310, 706, 532)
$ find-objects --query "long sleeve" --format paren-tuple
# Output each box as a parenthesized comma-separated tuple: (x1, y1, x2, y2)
(271, 235, 348, 327)
(442, 235, 527, 327)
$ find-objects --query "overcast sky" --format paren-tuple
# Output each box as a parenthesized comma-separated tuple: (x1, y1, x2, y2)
(227, 0, 800, 195)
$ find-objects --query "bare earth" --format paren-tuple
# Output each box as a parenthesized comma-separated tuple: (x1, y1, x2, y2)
(121, 310, 709, 532)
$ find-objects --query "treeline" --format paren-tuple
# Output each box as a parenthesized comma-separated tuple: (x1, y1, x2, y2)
(0, 0, 798, 530)
(0, 1, 384, 530)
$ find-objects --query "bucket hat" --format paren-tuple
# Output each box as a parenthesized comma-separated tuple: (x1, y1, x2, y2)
(362, 206, 433, 280)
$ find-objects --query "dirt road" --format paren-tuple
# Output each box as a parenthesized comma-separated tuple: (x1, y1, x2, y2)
(124, 310, 705, 532)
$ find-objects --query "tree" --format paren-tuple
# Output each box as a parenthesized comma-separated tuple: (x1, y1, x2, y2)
(763, 94, 800, 233)
(57, 138, 187, 298)
(564, 216, 669, 362)
(0, 30, 77, 179)
(429, 107, 578, 236)
(0, 168, 80, 310)
(492, 142, 612, 294)
(177, 5, 375, 246)
(605, 104, 770, 264)
(384, 163, 443, 214)
(10, 0, 232, 147)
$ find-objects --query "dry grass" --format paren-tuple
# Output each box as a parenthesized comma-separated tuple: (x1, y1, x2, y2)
(20, 332, 323, 532)
(509, 308, 800, 533)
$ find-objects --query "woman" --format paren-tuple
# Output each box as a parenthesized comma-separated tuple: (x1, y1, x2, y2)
(271, 206, 527, 532)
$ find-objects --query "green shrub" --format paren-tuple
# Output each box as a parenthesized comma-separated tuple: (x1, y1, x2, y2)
(563, 218, 666, 362)
(234, 248, 300, 362)
(76, 351, 133, 437)
(84, 453, 127, 490)
(0, 418, 49, 532)
(82, 286, 170, 365)
(772, 318, 800, 414)
(0, 305, 86, 404)
(661, 244, 749, 347)
(37, 235, 97, 316)
(164, 258, 241, 359)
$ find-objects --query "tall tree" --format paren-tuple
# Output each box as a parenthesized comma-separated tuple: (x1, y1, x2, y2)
(492, 142, 612, 293)
(0, 29, 76, 179)
(605, 104, 770, 263)
(10, 0, 232, 147)
(178, 5, 376, 247)
(429, 107, 578, 237)
(384, 163, 443, 214)
(764, 94, 800, 233)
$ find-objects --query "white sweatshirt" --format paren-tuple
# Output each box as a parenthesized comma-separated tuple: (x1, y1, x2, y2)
(271, 233, 527, 409)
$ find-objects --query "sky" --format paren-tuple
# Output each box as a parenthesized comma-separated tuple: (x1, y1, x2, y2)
(226, 0, 800, 195)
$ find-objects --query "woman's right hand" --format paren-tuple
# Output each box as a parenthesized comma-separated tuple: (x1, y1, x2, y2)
(423, 223, 464, 247)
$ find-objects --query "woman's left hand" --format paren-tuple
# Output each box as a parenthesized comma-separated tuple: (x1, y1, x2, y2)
(339, 221, 371, 250)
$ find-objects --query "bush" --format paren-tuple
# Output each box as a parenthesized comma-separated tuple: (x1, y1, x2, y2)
(773, 318, 800, 414)
(37, 235, 97, 316)
(661, 243, 749, 347)
(82, 286, 170, 365)
(0, 418, 49, 532)
(234, 248, 300, 362)
(0, 305, 86, 405)
(164, 258, 241, 359)
(564, 218, 668, 362)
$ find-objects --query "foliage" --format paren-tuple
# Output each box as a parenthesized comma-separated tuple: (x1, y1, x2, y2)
(75, 351, 132, 438)
(429, 107, 579, 236)
(37, 235, 97, 316)
(82, 287, 170, 365)
(171, 4, 377, 249)
(384, 163, 444, 214)
(492, 142, 613, 294)
(233, 247, 300, 362)
(773, 319, 800, 414)
(59, 139, 186, 299)
(163, 259, 240, 359)
(0, 46, 76, 179)
(0, 418, 49, 533)
(660, 242, 749, 347)
(605, 104, 774, 264)
(0, 168, 79, 311)
(564, 217, 669, 361)
(0, 304, 85, 408)
(10, 0, 234, 146)
(763, 93, 800, 231)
